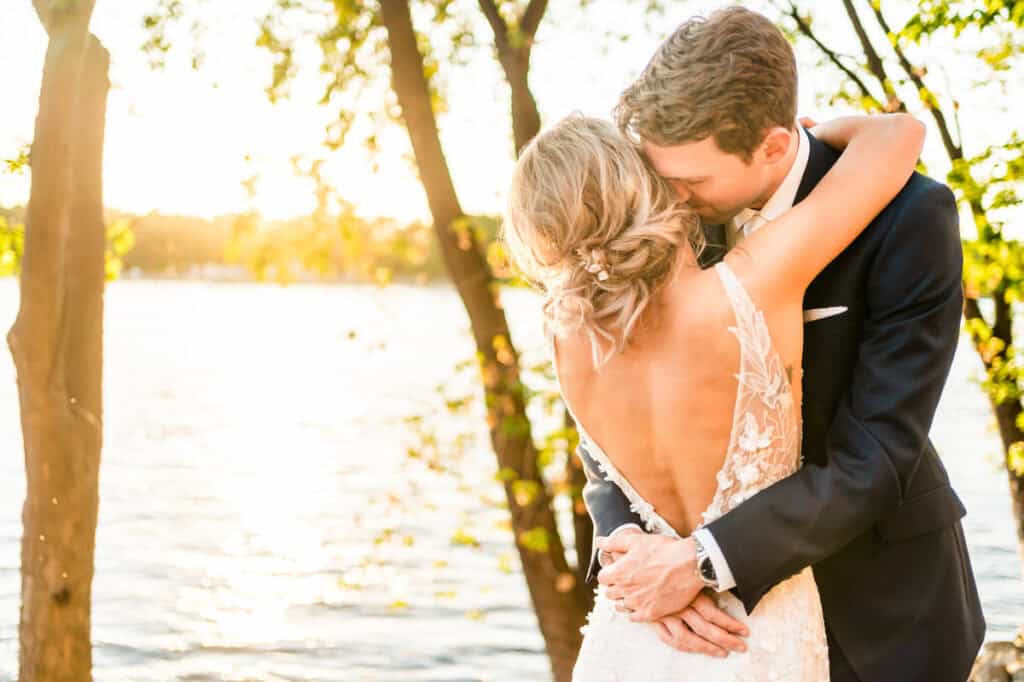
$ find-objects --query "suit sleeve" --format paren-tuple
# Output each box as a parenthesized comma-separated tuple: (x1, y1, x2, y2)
(704, 182, 964, 612)
(578, 443, 645, 582)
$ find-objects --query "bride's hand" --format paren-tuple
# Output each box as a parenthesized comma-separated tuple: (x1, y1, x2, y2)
(597, 526, 643, 567)
(654, 592, 749, 657)
(799, 115, 833, 146)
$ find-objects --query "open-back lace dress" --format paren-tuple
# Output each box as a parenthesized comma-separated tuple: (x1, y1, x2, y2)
(552, 262, 829, 682)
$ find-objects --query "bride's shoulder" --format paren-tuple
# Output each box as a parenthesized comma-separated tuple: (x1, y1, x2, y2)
(656, 267, 735, 338)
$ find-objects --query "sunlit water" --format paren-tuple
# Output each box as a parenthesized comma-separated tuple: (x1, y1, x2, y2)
(0, 278, 1021, 681)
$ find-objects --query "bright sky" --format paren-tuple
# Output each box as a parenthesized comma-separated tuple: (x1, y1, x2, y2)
(0, 1, 1015, 223)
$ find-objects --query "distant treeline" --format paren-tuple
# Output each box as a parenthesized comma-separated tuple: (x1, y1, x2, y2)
(1, 205, 505, 285)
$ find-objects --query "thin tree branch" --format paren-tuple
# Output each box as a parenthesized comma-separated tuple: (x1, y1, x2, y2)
(838, 0, 906, 112)
(520, 0, 549, 38)
(938, 64, 965, 155)
(866, 2, 962, 159)
(784, 2, 881, 109)
(477, 0, 510, 51)
(477, 0, 545, 153)
(479, 0, 548, 48)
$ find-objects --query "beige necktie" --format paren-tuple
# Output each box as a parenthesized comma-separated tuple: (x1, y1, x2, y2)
(742, 212, 767, 237)
(729, 209, 764, 247)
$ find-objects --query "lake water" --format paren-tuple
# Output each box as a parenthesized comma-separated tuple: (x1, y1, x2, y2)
(0, 278, 1021, 681)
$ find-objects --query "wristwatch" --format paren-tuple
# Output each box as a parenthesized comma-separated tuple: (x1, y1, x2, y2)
(692, 535, 720, 590)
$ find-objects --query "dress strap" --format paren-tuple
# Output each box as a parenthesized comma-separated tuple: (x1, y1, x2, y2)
(714, 262, 756, 321)
(713, 261, 772, 367)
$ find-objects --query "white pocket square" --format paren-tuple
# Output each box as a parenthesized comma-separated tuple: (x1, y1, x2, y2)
(804, 306, 848, 323)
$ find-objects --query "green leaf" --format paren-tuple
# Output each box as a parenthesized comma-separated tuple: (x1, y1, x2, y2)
(518, 526, 550, 553)
(451, 529, 480, 547)
(1009, 442, 1024, 476)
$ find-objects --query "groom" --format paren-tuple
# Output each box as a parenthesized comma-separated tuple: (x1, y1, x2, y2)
(582, 7, 985, 682)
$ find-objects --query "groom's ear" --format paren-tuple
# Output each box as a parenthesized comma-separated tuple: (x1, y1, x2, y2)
(756, 126, 793, 165)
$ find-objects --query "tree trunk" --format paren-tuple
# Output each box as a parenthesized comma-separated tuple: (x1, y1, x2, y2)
(378, 1, 585, 679)
(969, 294, 1024, 570)
(477, 0, 546, 155)
(478, 0, 594, 617)
(987, 389, 1024, 571)
(7, 7, 109, 678)
(501, 48, 542, 156)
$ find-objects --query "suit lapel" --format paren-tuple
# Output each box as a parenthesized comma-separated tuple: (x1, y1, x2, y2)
(794, 130, 841, 206)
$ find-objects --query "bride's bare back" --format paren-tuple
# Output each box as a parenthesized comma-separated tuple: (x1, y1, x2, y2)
(553, 252, 804, 537)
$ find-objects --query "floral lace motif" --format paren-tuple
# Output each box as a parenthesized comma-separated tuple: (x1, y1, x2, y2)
(698, 261, 802, 528)
(553, 261, 828, 681)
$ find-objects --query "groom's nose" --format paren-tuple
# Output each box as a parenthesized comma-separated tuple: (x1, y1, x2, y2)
(668, 179, 692, 202)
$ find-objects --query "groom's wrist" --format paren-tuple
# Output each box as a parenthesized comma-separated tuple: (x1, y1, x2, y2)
(692, 534, 721, 591)
(692, 529, 737, 592)
(674, 537, 705, 596)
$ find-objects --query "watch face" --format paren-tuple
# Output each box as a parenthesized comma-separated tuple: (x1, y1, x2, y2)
(700, 557, 716, 582)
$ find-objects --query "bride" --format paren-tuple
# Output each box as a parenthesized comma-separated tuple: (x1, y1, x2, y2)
(501, 112, 925, 680)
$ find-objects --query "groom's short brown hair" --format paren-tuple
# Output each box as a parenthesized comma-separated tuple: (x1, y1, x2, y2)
(615, 6, 797, 161)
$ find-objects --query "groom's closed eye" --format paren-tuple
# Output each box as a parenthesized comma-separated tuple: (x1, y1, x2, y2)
(666, 177, 708, 203)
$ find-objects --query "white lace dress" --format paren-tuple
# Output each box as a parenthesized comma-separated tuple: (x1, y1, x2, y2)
(554, 262, 829, 682)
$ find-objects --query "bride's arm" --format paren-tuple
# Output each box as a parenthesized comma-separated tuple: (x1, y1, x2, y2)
(805, 116, 898, 154)
(729, 114, 926, 301)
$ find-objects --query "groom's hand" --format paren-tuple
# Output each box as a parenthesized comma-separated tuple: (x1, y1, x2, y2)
(597, 534, 749, 656)
(653, 593, 749, 657)
(596, 534, 703, 621)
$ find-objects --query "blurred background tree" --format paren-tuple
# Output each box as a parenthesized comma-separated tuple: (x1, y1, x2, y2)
(5, 0, 109, 680)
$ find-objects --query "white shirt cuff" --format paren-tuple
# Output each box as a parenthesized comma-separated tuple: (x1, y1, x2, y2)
(597, 523, 644, 566)
(693, 528, 737, 591)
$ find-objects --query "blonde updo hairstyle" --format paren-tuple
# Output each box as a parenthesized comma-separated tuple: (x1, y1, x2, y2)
(503, 114, 701, 370)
